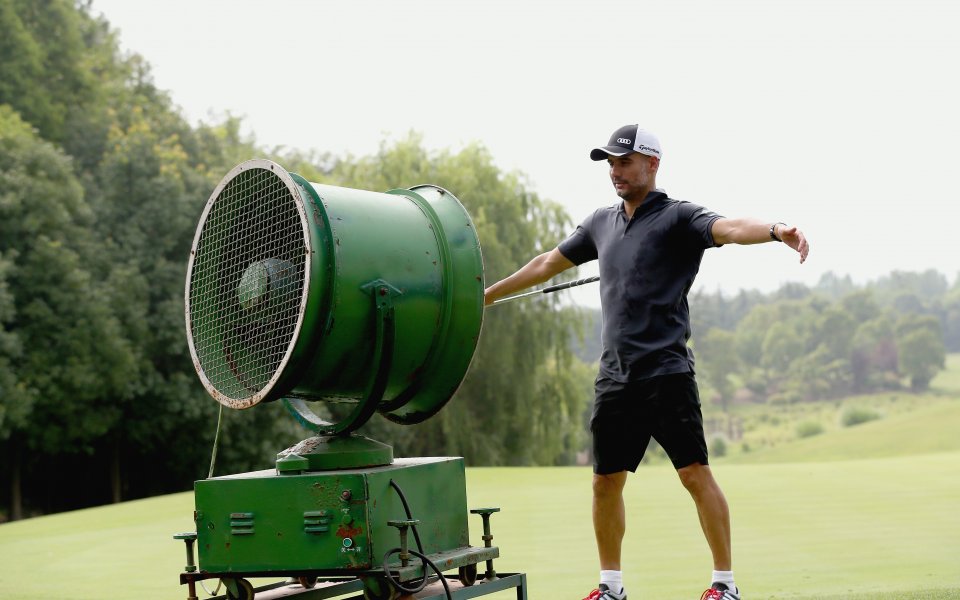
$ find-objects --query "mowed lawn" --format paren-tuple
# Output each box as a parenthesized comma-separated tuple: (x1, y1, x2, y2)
(1, 454, 959, 599)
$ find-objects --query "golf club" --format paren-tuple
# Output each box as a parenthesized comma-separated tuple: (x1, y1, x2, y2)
(490, 276, 600, 306)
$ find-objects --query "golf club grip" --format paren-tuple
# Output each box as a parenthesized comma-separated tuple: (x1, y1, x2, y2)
(541, 276, 600, 294)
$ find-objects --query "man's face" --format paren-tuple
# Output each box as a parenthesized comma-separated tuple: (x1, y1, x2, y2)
(607, 153, 658, 201)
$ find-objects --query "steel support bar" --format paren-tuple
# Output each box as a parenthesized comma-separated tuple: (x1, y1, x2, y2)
(421, 573, 528, 600)
(185, 573, 526, 600)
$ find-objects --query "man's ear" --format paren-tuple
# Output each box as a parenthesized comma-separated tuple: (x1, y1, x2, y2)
(649, 156, 660, 171)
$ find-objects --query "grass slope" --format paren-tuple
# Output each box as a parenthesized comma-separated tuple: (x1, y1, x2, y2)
(2, 455, 959, 599)
(726, 399, 960, 464)
(701, 353, 960, 465)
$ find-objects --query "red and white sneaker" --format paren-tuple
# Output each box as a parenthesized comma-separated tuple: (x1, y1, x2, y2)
(583, 583, 627, 600)
(701, 582, 741, 600)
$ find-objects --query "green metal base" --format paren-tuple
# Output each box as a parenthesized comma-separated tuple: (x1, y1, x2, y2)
(276, 435, 393, 471)
(194, 457, 470, 574)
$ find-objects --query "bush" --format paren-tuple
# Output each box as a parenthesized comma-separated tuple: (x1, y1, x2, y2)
(796, 420, 824, 438)
(710, 436, 728, 458)
(841, 407, 882, 427)
(796, 421, 825, 438)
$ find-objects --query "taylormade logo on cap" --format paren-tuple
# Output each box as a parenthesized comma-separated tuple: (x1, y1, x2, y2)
(590, 124, 662, 161)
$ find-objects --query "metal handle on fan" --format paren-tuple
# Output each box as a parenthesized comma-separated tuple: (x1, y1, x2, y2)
(282, 281, 398, 436)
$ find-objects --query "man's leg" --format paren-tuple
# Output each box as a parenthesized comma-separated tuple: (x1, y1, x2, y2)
(677, 463, 731, 570)
(593, 470, 628, 569)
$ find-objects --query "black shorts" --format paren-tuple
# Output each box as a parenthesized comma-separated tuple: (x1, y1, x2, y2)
(591, 371, 708, 473)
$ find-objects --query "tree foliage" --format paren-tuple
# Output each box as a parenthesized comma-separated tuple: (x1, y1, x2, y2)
(686, 270, 953, 409)
(0, 1, 591, 519)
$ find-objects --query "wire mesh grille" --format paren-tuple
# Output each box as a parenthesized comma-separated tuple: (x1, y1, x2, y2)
(188, 167, 307, 402)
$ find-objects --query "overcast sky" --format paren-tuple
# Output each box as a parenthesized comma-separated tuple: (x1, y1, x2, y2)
(91, 0, 960, 307)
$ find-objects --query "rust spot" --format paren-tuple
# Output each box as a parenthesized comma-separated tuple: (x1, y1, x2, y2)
(337, 524, 363, 538)
(476, 276, 482, 282)
(225, 543, 231, 549)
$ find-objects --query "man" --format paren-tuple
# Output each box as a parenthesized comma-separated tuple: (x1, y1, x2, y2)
(483, 124, 809, 600)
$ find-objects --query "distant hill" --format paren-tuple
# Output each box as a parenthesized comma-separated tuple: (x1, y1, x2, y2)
(726, 398, 960, 464)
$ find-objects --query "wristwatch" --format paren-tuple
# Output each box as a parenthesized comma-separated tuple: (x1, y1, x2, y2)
(769, 222, 785, 242)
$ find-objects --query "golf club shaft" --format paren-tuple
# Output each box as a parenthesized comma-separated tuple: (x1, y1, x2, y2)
(490, 276, 599, 306)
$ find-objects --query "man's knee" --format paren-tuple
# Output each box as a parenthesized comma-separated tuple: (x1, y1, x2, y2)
(677, 462, 713, 494)
(593, 471, 627, 499)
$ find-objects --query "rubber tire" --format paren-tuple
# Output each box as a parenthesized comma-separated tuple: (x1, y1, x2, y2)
(362, 576, 399, 600)
(224, 578, 255, 600)
(458, 563, 478, 587)
(297, 576, 318, 589)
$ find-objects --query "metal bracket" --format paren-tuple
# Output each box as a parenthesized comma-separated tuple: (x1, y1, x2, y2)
(282, 279, 398, 436)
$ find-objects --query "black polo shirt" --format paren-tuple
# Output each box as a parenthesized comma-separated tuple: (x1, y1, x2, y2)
(558, 190, 723, 383)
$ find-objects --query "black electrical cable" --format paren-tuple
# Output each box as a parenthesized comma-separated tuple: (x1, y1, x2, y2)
(389, 480, 424, 552)
(383, 479, 453, 600)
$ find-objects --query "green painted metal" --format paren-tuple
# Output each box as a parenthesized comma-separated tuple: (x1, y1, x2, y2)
(179, 160, 523, 599)
(185, 160, 484, 434)
(193, 457, 470, 575)
(275, 435, 393, 471)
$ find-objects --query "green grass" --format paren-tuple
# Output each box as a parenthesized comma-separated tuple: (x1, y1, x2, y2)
(2, 455, 959, 599)
(932, 353, 960, 393)
(4, 356, 960, 599)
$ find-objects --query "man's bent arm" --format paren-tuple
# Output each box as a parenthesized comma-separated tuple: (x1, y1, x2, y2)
(712, 217, 810, 263)
(484, 248, 576, 305)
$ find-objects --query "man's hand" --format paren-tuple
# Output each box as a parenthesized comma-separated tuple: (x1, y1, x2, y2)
(483, 289, 495, 306)
(483, 248, 575, 305)
(712, 218, 810, 264)
(777, 224, 809, 264)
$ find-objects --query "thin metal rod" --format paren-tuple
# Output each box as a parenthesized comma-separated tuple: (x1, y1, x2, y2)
(490, 276, 599, 306)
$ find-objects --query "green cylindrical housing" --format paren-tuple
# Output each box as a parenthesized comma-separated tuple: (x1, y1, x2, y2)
(185, 160, 483, 429)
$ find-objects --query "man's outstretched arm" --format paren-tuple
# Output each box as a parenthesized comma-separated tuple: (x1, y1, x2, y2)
(712, 218, 810, 263)
(483, 248, 576, 305)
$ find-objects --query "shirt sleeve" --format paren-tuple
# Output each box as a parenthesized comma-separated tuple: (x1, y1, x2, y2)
(679, 201, 724, 248)
(557, 211, 598, 265)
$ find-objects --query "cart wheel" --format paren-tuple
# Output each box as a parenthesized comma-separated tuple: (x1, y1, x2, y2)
(297, 576, 317, 589)
(223, 577, 255, 600)
(362, 576, 399, 600)
(458, 563, 478, 587)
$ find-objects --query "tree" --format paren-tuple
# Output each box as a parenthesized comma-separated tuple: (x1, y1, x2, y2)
(696, 328, 739, 411)
(0, 105, 136, 518)
(896, 315, 946, 391)
(850, 315, 898, 392)
(0, 0, 105, 146)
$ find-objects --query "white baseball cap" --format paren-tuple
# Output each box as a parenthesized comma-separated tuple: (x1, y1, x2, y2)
(590, 124, 662, 161)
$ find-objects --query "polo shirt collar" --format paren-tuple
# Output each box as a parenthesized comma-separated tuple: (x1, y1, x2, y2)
(617, 189, 668, 219)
